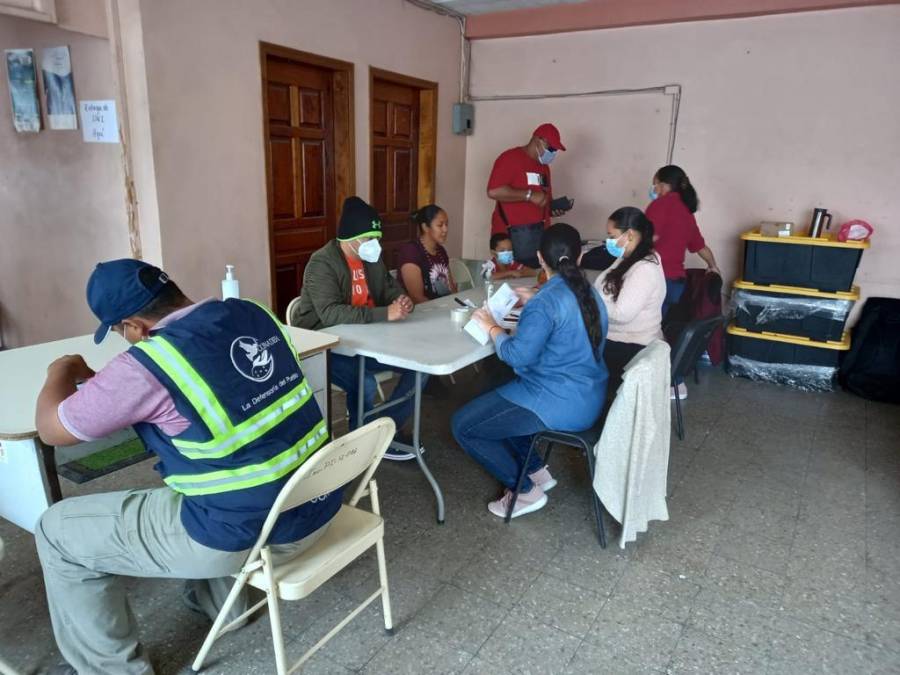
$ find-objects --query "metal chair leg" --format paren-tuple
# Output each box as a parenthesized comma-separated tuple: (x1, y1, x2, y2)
(506, 436, 539, 523)
(674, 385, 685, 441)
(583, 445, 607, 548)
(542, 441, 554, 467)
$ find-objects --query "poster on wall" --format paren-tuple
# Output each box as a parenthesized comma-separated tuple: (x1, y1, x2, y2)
(42, 46, 77, 130)
(4, 49, 41, 133)
(80, 100, 119, 143)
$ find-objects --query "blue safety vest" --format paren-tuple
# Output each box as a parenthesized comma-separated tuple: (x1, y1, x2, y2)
(129, 299, 340, 551)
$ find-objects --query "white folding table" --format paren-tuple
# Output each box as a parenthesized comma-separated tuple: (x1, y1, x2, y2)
(0, 326, 337, 533)
(323, 285, 529, 524)
(0, 334, 128, 532)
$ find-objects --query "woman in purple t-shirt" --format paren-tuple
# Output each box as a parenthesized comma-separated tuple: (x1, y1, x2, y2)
(398, 204, 457, 304)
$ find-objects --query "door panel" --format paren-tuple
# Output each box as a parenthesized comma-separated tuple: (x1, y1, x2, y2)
(264, 55, 337, 318)
(371, 77, 420, 271)
(300, 141, 326, 218)
(267, 84, 290, 124)
(371, 146, 388, 213)
(393, 148, 413, 214)
(269, 138, 295, 219)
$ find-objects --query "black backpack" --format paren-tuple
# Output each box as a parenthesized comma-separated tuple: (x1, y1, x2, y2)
(839, 297, 900, 403)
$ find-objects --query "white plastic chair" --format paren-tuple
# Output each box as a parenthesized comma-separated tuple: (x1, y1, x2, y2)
(449, 258, 474, 291)
(191, 418, 396, 675)
(284, 296, 303, 328)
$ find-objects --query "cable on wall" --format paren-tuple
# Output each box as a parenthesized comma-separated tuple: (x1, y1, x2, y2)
(470, 84, 683, 164)
(403, 0, 470, 101)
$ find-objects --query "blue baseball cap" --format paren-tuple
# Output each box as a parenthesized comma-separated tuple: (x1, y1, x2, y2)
(86, 259, 170, 344)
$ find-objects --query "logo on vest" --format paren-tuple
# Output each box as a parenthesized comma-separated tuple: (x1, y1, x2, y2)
(230, 336, 277, 382)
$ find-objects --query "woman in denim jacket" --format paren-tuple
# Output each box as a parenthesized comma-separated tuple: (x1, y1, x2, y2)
(452, 223, 609, 519)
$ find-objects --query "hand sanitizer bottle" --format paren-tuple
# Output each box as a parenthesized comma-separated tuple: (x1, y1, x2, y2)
(222, 265, 240, 300)
(482, 260, 495, 304)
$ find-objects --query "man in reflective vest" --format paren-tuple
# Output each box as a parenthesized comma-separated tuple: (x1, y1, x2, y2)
(34, 259, 340, 675)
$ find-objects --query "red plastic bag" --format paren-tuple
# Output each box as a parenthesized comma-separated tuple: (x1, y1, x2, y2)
(837, 220, 874, 242)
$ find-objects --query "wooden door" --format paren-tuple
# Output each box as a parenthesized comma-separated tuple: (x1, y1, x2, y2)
(371, 78, 420, 270)
(263, 55, 336, 318)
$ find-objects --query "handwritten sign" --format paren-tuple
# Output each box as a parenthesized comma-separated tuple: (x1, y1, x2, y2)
(80, 100, 119, 143)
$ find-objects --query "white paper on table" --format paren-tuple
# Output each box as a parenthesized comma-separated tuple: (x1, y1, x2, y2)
(463, 282, 519, 344)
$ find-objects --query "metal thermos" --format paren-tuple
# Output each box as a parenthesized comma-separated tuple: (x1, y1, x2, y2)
(808, 208, 832, 238)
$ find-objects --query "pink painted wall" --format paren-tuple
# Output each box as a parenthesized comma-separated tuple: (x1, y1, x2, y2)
(0, 14, 130, 347)
(466, 0, 899, 39)
(464, 5, 900, 315)
(135, 0, 467, 307)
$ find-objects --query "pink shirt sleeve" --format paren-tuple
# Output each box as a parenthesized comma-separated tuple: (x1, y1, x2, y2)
(57, 352, 190, 442)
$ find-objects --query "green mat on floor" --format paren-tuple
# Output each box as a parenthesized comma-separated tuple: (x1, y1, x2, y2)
(57, 437, 152, 484)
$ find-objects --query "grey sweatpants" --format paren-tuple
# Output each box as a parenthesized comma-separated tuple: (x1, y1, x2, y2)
(35, 487, 327, 675)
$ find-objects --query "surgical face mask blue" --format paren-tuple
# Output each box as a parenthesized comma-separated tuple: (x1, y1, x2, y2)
(605, 234, 626, 258)
(497, 250, 514, 265)
(539, 147, 558, 165)
(356, 238, 382, 263)
(649, 186, 658, 201)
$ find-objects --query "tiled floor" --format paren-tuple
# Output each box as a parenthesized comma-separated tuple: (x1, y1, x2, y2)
(1, 365, 899, 674)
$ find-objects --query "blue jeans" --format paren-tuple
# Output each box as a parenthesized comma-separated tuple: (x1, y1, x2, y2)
(663, 278, 687, 385)
(662, 278, 686, 318)
(330, 354, 426, 431)
(451, 390, 548, 492)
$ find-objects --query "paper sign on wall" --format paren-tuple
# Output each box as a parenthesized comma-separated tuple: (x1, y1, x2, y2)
(5, 49, 41, 133)
(42, 46, 77, 130)
(80, 100, 119, 143)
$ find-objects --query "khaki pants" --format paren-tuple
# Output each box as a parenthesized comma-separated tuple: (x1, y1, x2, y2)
(35, 487, 326, 675)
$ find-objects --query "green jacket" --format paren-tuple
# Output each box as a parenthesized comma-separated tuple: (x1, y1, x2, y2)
(292, 239, 405, 330)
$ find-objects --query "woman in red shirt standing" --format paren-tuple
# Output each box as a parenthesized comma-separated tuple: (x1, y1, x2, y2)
(646, 165, 720, 400)
(645, 165, 720, 317)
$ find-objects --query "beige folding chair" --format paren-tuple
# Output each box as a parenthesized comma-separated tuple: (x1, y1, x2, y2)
(449, 258, 475, 291)
(191, 418, 396, 675)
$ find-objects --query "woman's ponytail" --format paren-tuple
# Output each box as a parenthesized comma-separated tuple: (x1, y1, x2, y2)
(603, 207, 658, 301)
(655, 165, 699, 214)
(539, 223, 603, 356)
(411, 203, 444, 235)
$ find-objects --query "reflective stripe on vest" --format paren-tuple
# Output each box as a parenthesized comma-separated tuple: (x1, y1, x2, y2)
(133, 336, 314, 460)
(134, 337, 229, 437)
(163, 418, 328, 496)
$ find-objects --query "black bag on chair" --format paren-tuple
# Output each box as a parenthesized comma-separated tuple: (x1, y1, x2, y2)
(839, 297, 900, 403)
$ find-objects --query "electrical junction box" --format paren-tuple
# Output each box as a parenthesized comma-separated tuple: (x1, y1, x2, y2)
(452, 102, 474, 135)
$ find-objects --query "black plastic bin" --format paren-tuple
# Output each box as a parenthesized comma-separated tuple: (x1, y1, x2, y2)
(726, 324, 851, 390)
(727, 324, 849, 367)
(741, 229, 868, 293)
(731, 280, 857, 342)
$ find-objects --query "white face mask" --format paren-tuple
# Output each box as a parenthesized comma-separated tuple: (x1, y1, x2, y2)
(357, 238, 382, 263)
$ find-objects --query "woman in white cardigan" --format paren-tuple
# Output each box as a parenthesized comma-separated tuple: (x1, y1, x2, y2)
(594, 207, 666, 391)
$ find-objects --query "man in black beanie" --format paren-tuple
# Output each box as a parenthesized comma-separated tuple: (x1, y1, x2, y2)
(294, 196, 420, 460)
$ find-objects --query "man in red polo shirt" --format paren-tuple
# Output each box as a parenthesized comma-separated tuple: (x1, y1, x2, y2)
(486, 122, 570, 268)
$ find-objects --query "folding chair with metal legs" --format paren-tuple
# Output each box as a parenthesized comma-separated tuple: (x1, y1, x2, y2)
(504, 430, 608, 548)
(191, 419, 396, 675)
(668, 315, 724, 441)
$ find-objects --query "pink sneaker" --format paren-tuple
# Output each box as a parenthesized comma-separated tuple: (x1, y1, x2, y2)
(488, 485, 548, 519)
(529, 466, 557, 492)
(670, 382, 688, 400)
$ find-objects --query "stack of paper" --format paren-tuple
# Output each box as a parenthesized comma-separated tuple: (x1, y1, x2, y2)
(464, 283, 520, 345)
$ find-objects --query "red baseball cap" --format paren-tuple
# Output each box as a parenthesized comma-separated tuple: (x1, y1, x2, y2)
(533, 123, 566, 151)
